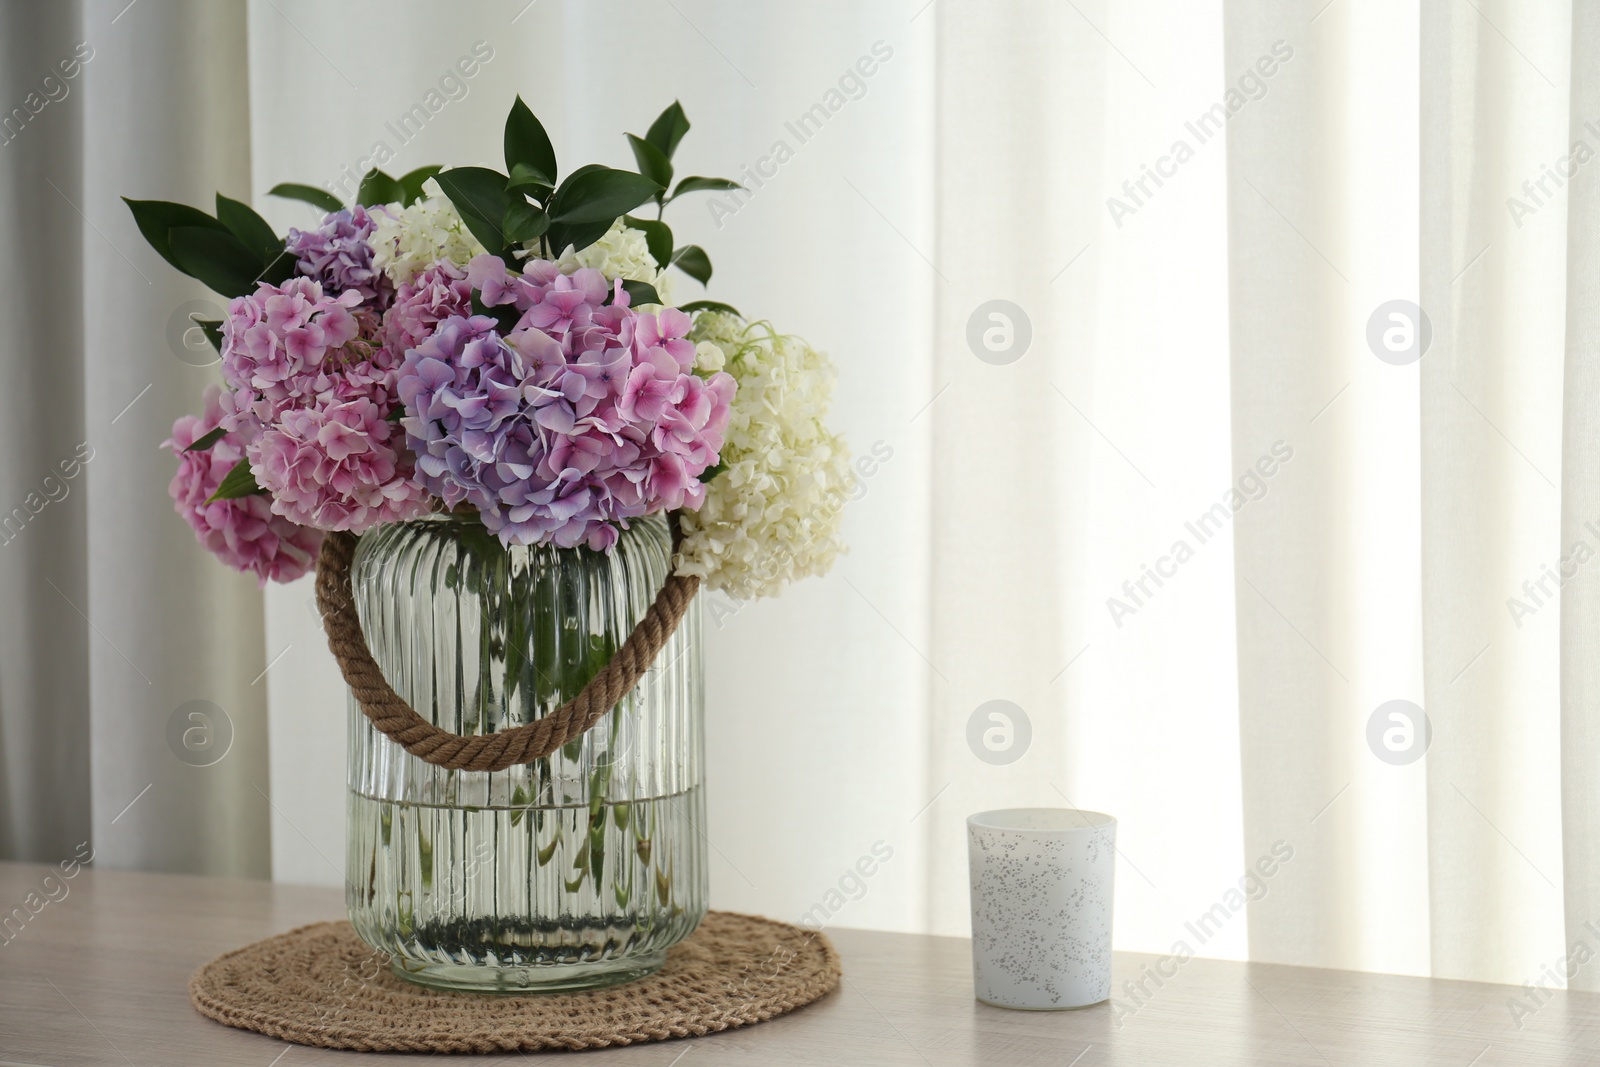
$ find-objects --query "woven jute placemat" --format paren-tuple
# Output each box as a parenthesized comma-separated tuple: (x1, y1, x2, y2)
(189, 911, 841, 1053)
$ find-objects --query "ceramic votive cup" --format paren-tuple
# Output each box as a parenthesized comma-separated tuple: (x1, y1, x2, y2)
(967, 807, 1116, 1010)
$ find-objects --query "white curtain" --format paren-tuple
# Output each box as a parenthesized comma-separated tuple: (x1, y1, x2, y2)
(7, 0, 1599, 989)
(1229, 0, 1435, 978)
(0, 0, 91, 865)
(1, 0, 270, 878)
(1418, 0, 1569, 986)
(1563, 0, 1600, 996)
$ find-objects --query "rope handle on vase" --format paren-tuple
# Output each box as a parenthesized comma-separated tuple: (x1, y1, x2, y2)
(313, 520, 700, 773)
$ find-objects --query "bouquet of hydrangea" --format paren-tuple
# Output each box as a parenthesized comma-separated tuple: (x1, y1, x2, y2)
(128, 99, 849, 597)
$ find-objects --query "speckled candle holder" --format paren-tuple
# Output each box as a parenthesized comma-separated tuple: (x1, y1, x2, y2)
(967, 807, 1116, 1011)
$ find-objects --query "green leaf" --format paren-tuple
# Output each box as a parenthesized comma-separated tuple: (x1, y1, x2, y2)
(510, 784, 531, 827)
(544, 219, 613, 257)
(506, 162, 554, 200)
(504, 96, 557, 188)
(645, 101, 690, 159)
(671, 244, 712, 285)
(218, 193, 294, 290)
(669, 175, 743, 201)
(396, 165, 442, 206)
(680, 299, 742, 317)
(121, 198, 230, 273)
(502, 198, 548, 244)
(433, 166, 513, 258)
(167, 226, 266, 298)
(184, 427, 227, 452)
(191, 317, 224, 353)
(619, 279, 662, 306)
(622, 215, 673, 271)
(541, 164, 607, 254)
(553, 163, 607, 188)
(625, 134, 672, 195)
(206, 458, 265, 503)
(537, 833, 560, 866)
(356, 168, 403, 208)
(266, 183, 344, 213)
(258, 248, 298, 287)
(214, 194, 282, 265)
(549, 167, 662, 225)
(697, 460, 726, 483)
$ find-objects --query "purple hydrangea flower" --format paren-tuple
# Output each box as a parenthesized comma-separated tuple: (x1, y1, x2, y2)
(396, 257, 735, 551)
(287, 206, 390, 308)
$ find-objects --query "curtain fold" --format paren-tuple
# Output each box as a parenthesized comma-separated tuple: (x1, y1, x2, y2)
(0, 0, 270, 877)
(926, 0, 1105, 938)
(83, 0, 270, 877)
(1226, 0, 1434, 976)
(1562, 0, 1600, 993)
(1421, 0, 1570, 985)
(1225, 0, 1367, 970)
(0, 1, 91, 864)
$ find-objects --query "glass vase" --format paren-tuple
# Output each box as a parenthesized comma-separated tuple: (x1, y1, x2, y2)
(343, 511, 706, 993)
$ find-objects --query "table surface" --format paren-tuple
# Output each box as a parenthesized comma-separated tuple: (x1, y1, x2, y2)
(1, 861, 1598, 1066)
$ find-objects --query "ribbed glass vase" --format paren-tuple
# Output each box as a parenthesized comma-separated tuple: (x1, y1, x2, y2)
(344, 511, 706, 993)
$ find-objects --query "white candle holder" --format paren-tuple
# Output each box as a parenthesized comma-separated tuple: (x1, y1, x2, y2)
(967, 807, 1116, 1010)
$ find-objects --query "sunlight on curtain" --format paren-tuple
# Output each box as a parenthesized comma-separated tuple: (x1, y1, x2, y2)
(1421, 0, 1571, 986)
(924, 0, 1249, 959)
(1225, 0, 1432, 978)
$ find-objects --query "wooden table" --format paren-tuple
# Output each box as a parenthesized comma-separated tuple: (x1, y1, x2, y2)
(1, 861, 1598, 1065)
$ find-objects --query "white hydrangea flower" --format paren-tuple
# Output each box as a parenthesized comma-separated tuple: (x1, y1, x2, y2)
(677, 314, 851, 600)
(368, 178, 486, 286)
(545, 218, 673, 305)
(693, 340, 726, 373)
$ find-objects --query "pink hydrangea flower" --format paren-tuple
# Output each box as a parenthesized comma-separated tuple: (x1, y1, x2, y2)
(213, 275, 429, 534)
(396, 255, 735, 549)
(163, 385, 323, 585)
(220, 277, 364, 415)
(251, 393, 432, 532)
(383, 259, 473, 357)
